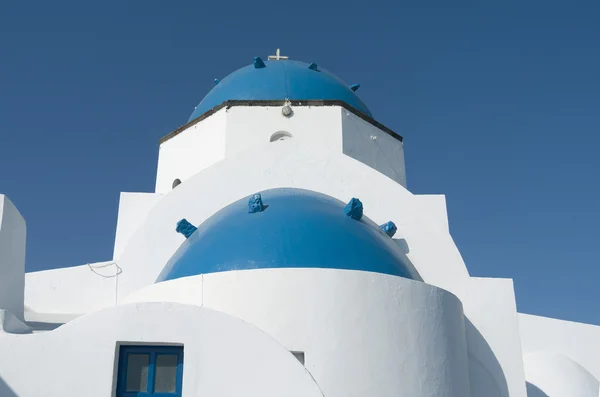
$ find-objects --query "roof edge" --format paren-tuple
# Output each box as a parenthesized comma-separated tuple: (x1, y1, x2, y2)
(160, 100, 403, 144)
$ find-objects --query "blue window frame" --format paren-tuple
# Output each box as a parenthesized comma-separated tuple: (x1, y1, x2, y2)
(116, 345, 184, 397)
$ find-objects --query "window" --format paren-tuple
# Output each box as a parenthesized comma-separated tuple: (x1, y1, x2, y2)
(116, 345, 183, 397)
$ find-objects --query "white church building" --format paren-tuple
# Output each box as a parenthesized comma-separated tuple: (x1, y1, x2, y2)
(1, 50, 599, 397)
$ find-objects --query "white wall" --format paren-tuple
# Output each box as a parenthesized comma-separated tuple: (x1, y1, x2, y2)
(412, 194, 449, 233)
(156, 105, 407, 195)
(523, 352, 599, 397)
(25, 261, 118, 315)
(113, 192, 163, 260)
(342, 110, 407, 187)
(124, 268, 472, 397)
(116, 141, 470, 301)
(519, 313, 600, 381)
(456, 277, 527, 397)
(155, 109, 227, 193)
(0, 195, 26, 322)
(0, 303, 324, 397)
(225, 105, 343, 156)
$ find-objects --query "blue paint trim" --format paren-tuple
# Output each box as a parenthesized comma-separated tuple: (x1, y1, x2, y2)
(188, 60, 372, 121)
(350, 83, 360, 92)
(379, 221, 397, 237)
(157, 188, 419, 283)
(344, 198, 364, 220)
(308, 62, 318, 71)
(116, 345, 184, 397)
(175, 219, 197, 239)
(214, 78, 220, 85)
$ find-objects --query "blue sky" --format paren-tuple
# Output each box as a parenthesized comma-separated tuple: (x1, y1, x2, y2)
(1, 1, 599, 324)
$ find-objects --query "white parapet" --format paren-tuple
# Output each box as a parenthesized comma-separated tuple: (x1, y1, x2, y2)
(0, 195, 26, 322)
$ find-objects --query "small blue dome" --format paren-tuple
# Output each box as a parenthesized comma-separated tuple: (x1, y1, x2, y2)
(188, 60, 372, 122)
(156, 188, 419, 283)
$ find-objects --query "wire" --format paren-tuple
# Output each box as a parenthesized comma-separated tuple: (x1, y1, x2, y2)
(86, 261, 122, 278)
(86, 261, 122, 306)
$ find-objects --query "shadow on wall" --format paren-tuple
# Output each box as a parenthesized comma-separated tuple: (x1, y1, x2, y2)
(0, 376, 17, 397)
(525, 382, 548, 397)
(465, 318, 509, 397)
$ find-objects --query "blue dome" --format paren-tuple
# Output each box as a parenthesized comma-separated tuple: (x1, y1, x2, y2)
(156, 188, 419, 283)
(188, 59, 372, 122)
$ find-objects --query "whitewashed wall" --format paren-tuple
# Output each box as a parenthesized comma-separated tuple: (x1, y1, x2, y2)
(25, 261, 118, 315)
(341, 109, 407, 187)
(156, 105, 406, 195)
(155, 110, 227, 193)
(519, 313, 600, 382)
(113, 192, 163, 260)
(225, 106, 343, 156)
(0, 195, 26, 322)
(455, 277, 527, 397)
(124, 269, 472, 397)
(0, 303, 324, 397)
(523, 352, 599, 397)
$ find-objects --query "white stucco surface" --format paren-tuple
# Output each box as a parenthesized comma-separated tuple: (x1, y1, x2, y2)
(519, 313, 600, 381)
(116, 141, 469, 302)
(113, 192, 163, 260)
(156, 105, 406, 194)
(0, 302, 324, 397)
(155, 109, 227, 193)
(523, 352, 599, 397)
(124, 268, 472, 397)
(25, 261, 118, 315)
(455, 277, 527, 397)
(225, 105, 343, 156)
(412, 194, 449, 233)
(0, 195, 26, 322)
(342, 109, 407, 186)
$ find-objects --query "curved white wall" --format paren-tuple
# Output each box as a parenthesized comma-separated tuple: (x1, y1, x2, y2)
(0, 302, 323, 397)
(523, 352, 599, 397)
(519, 313, 600, 381)
(124, 268, 472, 397)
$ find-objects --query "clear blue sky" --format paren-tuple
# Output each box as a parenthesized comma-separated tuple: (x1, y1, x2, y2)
(1, 1, 599, 324)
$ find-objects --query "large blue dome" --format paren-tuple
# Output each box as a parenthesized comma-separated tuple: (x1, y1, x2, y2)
(156, 188, 419, 283)
(188, 59, 372, 122)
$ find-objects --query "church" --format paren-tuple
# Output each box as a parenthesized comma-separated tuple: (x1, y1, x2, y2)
(0, 50, 598, 397)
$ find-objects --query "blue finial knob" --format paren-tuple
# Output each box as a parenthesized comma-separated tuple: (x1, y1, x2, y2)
(350, 83, 360, 92)
(308, 63, 319, 71)
(344, 198, 363, 220)
(248, 193, 265, 213)
(254, 57, 266, 69)
(214, 78, 221, 85)
(379, 221, 397, 237)
(176, 218, 197, 238)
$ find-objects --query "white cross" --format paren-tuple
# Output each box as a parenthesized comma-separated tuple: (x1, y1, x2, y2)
(268, 48, 289, 61)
